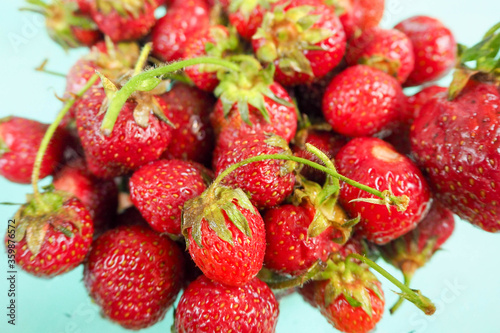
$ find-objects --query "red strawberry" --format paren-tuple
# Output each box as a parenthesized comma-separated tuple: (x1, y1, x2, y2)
(322, 65, 405, 137)
(411, 80, 500, 232)
(90, 0, 160, 42)
(129, 159, 208, 236)
(159, 83, 216, 165)
(300, 260, 385, 333)
(346, 27, 415, 83)
(395, 16, 456, 87)
(175, 276, 279, 333)
(336, 137, 432, 244)
(0, 117, 66, 184)
(8, 191, 93, 277)
(403, 85, 446, 124)
(328, 0, 384, 40)
(76, 0, 93, 14)
(252, 0, 346, 85)
(75, 86, 173, 179)
(183, 25, 239, 92)
(214, 133, 296, 209)
(228, 0, 270, 39)
(182, 186, 266, 286)
(53, 158, 118, 235)
(151, 0, 210, 62)
(84, 225, 184, 329)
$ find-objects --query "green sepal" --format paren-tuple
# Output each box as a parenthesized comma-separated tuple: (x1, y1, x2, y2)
(228, 0, 276, 18)
(96, 0, 154, 18)
(259, 259, 327, 289)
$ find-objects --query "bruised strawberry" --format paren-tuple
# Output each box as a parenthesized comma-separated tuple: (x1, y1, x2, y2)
(129, 159, 208, 236)
(395, 16, 456, 87)
(336, 137, 432, 244)
(0, 117, 66, 184)
(175, 276, 279, 333)
(322, 65, 404, 137)
(214, 133, 296, 209)
(346, 27, 415, 83)
(7, 191, 93, 277)
(84, 225, 184, 329)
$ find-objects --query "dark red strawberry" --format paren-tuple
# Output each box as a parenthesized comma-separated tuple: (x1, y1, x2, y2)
(129, 159, 208, 236)
(346, 27, 415, 83)
(53, 158, 118, 235)
(90, 0, 160, 42)
(151, 0, 210, 62)
(395, 16, 456, 87)
(214, 133, 296, 209)
(183, 25, 239, 92)
(322, 65, 405, 137)
(76, 0, 93, 14)
(228, 0, 270, 40)
(336, 137, 432, 244)
(402, 85, 447, 125)
(175, 276, 279, 333)
(84, 225, 184, 329)
(300, 256, 385, 333)
(252, 0, 346, 85)
(411, 81, 500, 232)
(8, 191, 93, 277)
(0, 117, 66, 184)
(75, 86, 173, 179)
(182, 185, 266, 286)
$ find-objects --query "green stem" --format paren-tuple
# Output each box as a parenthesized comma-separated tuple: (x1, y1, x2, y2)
(347, 253, 435, 315)
(133, 42, 152, 76)
(101, 57, 240, 135)
(259, 260, 326, 290)
(305, 143, 339, 188)
(390, 271, 413, 314)
(31, 74, 99, 199)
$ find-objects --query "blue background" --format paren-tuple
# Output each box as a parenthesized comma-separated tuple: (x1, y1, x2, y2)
(1, 0, 499, 332)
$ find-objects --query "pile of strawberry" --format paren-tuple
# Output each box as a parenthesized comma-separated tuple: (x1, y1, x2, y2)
(3, 0, 500, 332)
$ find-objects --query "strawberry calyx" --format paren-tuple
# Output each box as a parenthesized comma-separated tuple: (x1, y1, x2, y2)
(96, 0, 155, 18)
(214, 55, 293, 125)
(358, 55, 402, 80)
(22, 0, 98, 50)
(449, 21, 500, 99)
(12, 190, 82, 256)
(324, 0, 350, 16)
(229, 0, 275, 18)
(253, 4, 334, 76)
(197, 26, 241, 74)
(182, 185, 258, 247)
(258, 259, 328, 289)
(0, 117, 12, 156)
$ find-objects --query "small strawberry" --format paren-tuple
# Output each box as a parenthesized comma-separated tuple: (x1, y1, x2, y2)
(326, 0, 384, 39)
(90, 0, 160, 42)
(151, 0, 210, 62)
(335, 137, 432, 244)
(7, 191, 93, 277)
(228, 0, 272, 40)
(403, 85, 446, 125)
(252, 0, 346, 85)
(159, 83, 216, 165)
(182, 185, 266, 286)
(183, 25, 240, 92)
(395, 16, 457, 87)
(0, 117, 66, 184)
(175, 276, 279, 333)
(322, 65, 405, 137)
(346, 27, 415, 83)
(129, 159, 209, 236)
(214, 132, 296, 209)
(300, 256, 385, 333)
(75, 86, 173, 179)
(84, 225, 184, 329)
(53, 158, 118, 235)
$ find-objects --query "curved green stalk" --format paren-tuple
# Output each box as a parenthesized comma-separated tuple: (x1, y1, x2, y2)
(390, 271, 413, 314)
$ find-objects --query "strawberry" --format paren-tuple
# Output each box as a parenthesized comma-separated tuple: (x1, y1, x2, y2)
(214, 133, 296, 209)
(182, 185, 266, 286)
(90, 0, 160, 42)
(53, 158, 118, 235)
(75, 86, 173, 179)
(183, 25, 239, 92)
(175, 275, 279, 333)
(84, 225, 184, 329)
(76, 0, 93, 14)
(151, 0, 210, 62)
(395, 16, 456, 87)
(252, 0, 346, 85)
(346, 27, 415, 83)
(210, 58, 298, 144)
(228, 0, 271, 40)
(159, 83, 216, 165)
(335, 137, 432, 244)
(403, 85, 446, 125)
(300, 256, 385, 333)
(129, 159, 209, 236)
(411, 81, 500, 232)
(322, 65, 405, 137)
(7, 191, 93, 277)
(0, 117, 66, 184)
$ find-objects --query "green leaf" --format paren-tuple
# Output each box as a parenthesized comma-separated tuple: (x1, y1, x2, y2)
(238, 99, 252, 126)
(223, 203, 253, 238)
